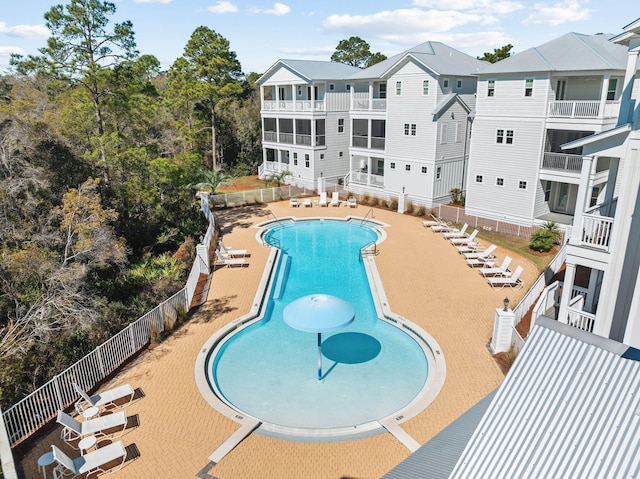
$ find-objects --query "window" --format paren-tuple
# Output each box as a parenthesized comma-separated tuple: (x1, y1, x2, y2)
(320, 154, 324, 160)
(379, 84, 386, 99)
(411, 124, 417, 136)
(421, 166, 427, 174)
(590, 186, 600, 207)
(525, 78, 533, 97)
(396, 81, 402, 95)
(339, 151, 343, 157)
(305, 154, 309, 168)
(496, 129, 504, 143)
(404, 123, 410, 135)
(436, 166, 442, 180)
(456, 79, 462, 89)
(496, 178, 504, 186)
(329, 83, 335, 91)
(476, 175, 483, 183)
(390, 162, 396, 169)
(346, 83, 351, 91)
(423, 80, 429, 95)
(519, 181, 527, 189)
(440, 124, 448, 144)
(455, 122, 463, 143)
(405, 164, 411, 172)
(506, 130, 514, 144)
(487, 79, 495, 97)
(607, 79, 618, 101)
(297, 85, 302, 96)
(338, 118, 344, 134)
(443, 78, 449, 89)
(544, 181, 551, 201)
(293, 152, 298, 166)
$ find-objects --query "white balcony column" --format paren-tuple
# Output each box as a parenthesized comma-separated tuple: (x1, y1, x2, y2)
(368, 81, 373, 111)
(599, 74, 610, 119)
(585, 270, 599, 313)
(618, 43, 640, 125)
(367, 119, 372, 149)
(310, 82, 315, 113)
(558, 263, 576, 324)
(603, 157, 620, 215)
(623, 264, 640, 349)
(597, 148, 640, 340)
(260, 86, 265, 108)
(570, 155, 594, 243)
(311, 119, 316, 147)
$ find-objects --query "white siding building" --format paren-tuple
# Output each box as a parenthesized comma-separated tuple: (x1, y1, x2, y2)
(465, 33, 631, 226)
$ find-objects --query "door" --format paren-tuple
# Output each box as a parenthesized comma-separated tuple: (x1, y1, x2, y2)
(556, 80, 566, 100)
(556, 183, 569, 212)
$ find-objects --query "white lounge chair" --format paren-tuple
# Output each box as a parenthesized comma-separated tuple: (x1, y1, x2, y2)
(57, 410, 127, 447)
(466, 246, 498, 268)
(488, 265, 524, 289)
(422, 214, 445, 228)
(464, 244, 497, 260)
(318, 192, 328, 207)
(431, 222, 454, 232)
(73, 383, 134, 415)
(218, 240, 247, 258)
(450, 229, 478, 245)
(51, 442, 126, 478)
(214, 250, 246, 268)
(456, 241, 479, 254)
(289, 197, 299, 207)
(480, 256, 513, 277)
(442, 223, 468, 239)
(303, 198, 312, 207)
(330, 191, 340, 207)
(347, 196, 357, 208)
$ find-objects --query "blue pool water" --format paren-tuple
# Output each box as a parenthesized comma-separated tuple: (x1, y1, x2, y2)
(212, 219, 429, 431)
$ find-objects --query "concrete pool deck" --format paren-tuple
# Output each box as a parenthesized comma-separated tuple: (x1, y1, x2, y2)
(19, 200, 538, 479)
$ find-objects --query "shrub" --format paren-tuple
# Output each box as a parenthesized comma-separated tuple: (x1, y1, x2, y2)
(389, 197, 398, 210)
(405, 200, 414, 214)
(377, 197, 387, 208)
(450, 187, 465, 206)
(416, 206, 426, 217)
(530, 229, 555, 252)
(361, 193, 371, 205)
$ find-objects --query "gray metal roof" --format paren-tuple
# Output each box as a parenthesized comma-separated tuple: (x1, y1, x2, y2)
(449, 317, 640, 478)
(349, 42, 487, 80)
(478, 32, 629, 75)
(257, 59, 361, 84)
(382, 390, 496, 479)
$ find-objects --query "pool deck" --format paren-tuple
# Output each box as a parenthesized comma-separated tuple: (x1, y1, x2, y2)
(19, 201, 539, 479)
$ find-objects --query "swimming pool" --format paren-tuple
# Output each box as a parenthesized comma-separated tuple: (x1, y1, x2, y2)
(197, 217, 445, 441)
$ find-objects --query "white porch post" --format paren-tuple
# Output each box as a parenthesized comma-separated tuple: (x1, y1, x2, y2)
(311, 119, 316, 148)
(489, 306, 516, 354)
(603, 157, 620, 216)
(599, 75, 610, 119)
(367, 119, 372, 150)
(558, 263, 576, 324)
(368, 81, 373, 111)
(398, 187, 407, 214)
(570, 155, 594, 244)
(310, 82, 315, 113)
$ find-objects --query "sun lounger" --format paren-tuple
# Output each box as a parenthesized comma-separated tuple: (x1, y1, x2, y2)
(450, 229, 478, 245)
(303, 198, 312, 207)
(456, 241, 479, 254)
(73, 383, 134, 415)
(442, 223, 468, 239)
(422, 214, 446, 228)
(289, 197, 299, 207)
(464, 244, 497, 260)
(487, 265, 524, 289)
(431, 222, 454, 232)
(330, 191, 340, 207)
(52, 442, 126, 478)
(218, 240, 247, 258)
(215, 250, 246, 268)
(480, 256, 512, 277)
(57, 410, 127, 447)
(318, 192, 328, 207)
(347, 196, 357, 208)
(467, 256, 497, 268)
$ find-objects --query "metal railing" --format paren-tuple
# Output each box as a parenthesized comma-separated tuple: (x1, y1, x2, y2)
(541, 152, 583, 171)
(547, 100, 600, 118)
(2, 196, 217, 447)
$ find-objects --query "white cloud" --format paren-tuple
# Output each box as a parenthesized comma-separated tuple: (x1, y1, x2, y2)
(279, 45, 334, 56)
(251, 3, 291, 16)
(0, 22, 49, 39)
(523, 0, 593, 26)
(412, 0, 525, 15)
(323, 8, 497, 40)
(0, 46, 25, 57)
(207, 1, 238, 14)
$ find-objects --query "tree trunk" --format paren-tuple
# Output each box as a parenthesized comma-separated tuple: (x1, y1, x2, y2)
(210, 102, 216, 170)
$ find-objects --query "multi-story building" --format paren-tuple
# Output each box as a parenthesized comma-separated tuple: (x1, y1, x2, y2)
(257, 43, 485, 207)
(465, 33, 631, 227)
(345, 42, 484, 207)
(555, 18, 640, 348)
(256, 60, 361, 189)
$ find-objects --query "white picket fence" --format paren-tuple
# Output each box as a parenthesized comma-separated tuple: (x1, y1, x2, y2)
(1, 194, 215, 447)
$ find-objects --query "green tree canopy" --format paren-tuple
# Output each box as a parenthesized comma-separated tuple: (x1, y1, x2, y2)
(477, 44, 514, 63)
(331, 36, 387, 69)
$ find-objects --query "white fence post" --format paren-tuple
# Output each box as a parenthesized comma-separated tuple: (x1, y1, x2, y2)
(490, 307, 516, 354)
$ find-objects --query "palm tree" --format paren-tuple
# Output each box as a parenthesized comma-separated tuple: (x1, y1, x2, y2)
(191, 168, 231, 195)
(263, 170, 291, 188)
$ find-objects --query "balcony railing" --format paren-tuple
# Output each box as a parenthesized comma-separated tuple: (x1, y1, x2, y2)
(548, 101, 600, 118)
(580, 212, 614, 251)
(263, 131, 277, 142)
(541, 152, 583, 171)
(351, 136, 385, 149)
(263, 100, 325, 112)
(371, 137, 385, 150)
(351, 99, 387, 111)
(567, 307, 596, 332)
(279, 132, 294, 144)
(349, 170, 384, 187)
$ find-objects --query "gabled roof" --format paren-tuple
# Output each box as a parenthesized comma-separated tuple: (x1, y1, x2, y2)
(611, 17, 640, 45)
(478, 32, 629, 75)
(257, 59, 361, 84)
(349, 41, 487, 80)
(432, 93, 471, 117)
(562, 123, 632, 150)
(449, 317, 640, 478)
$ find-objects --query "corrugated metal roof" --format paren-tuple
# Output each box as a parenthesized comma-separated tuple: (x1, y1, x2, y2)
(257, 59, 361, 84)
(382, 390, 496, 479)
(478, 32, 629, 75)
(349, 42, 487, 80)
(450, 317, 640, 478)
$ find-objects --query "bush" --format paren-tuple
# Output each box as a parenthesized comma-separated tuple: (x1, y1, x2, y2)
(530, 229, 555, 252)
(361, 193, 371, 205)
(416, 206, 426, 217)
(389, 197, 398, 210)
(405, 200, 414, 214)
(450, 187, 465, 206)
(377, 197, 387, 208)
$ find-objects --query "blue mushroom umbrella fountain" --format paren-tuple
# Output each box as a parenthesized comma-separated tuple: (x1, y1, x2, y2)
(283, 294, 355, 382)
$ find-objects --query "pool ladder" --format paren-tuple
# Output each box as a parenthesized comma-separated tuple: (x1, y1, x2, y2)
(360, 241, 379, 259)
(360, 208, 375, 225)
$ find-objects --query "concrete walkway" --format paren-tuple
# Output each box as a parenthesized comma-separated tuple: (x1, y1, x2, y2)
(19, 200, 537, 479)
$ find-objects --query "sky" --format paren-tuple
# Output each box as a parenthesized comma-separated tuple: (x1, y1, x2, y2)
(0, 0, 636, 75)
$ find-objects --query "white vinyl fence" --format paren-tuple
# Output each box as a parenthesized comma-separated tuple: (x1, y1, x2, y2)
(1, 195, 215, 448)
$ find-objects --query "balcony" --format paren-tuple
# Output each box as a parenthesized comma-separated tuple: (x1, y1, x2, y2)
(579, 205, 614, 252)
(547, 100, 620, 119)
(349, 170, 385, 187)
(541, 152, 583, 172)
(263, 100, 325, 112)
(352, 135, 385, 150)
(264, 131, 277, 142)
